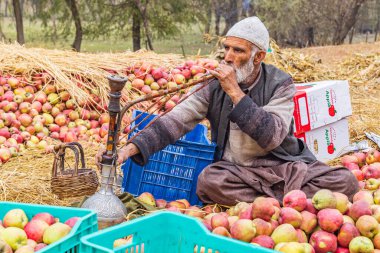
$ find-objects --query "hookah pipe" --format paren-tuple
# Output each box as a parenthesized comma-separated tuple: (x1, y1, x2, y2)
(82, 73, 215, 228)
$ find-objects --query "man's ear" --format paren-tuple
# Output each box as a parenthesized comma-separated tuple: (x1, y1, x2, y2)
(254, 51, 266, 64)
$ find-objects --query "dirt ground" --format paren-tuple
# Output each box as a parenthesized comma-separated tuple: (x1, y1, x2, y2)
(293, 42, 380, 67)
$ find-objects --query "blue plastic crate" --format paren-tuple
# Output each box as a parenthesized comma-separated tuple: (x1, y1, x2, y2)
(0, 201, 98, 253)
(122, 110, 216, 205)
(81, 211, 275, 253)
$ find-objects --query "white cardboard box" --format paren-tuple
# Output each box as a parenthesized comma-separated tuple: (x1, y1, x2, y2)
(293, 80, 352, 135)
(295, 118, 350, 162)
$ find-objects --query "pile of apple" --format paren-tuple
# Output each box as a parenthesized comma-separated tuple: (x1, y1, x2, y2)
(0, 73, 114, 164)
(123, 58, 218, 111)
(132, 190, 380, 253)
(0, 59, 219, 164)
(341, 149, 380, 190)
(0, 208, 80, 252)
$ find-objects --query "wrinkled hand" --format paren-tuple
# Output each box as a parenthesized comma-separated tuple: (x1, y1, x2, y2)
(208, 64, 245, 104)
(95, 146, 130, 169)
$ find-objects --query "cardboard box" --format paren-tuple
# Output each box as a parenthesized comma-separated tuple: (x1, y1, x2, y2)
(293, 80, 352, 135)
(295, 119, 349, 162)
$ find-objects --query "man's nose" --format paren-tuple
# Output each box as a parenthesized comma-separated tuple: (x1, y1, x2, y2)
(224, 49, 234, 64)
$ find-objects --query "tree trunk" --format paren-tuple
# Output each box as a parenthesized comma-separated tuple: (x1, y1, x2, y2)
(332, 0, 365, 45)
(12, 0, 24, 44)
(0, 22, 6, 41)
(134, 0, 153, 51)
(375, 14, 380, 42)
(52, 15, 58, 44)
(222, 0, 238, 35)
(306, 27, 315, 46)
(65, 0, 82, 52)
(20, 0, 24, 13)
(214, 0, 221, 35)
(204, 0, 212, 34)
(132, 11, 141, 51)
(349, 27, 355, 44)
(5, 0, 9, 17)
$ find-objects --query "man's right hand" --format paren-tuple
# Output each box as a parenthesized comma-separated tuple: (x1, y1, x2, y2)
(95, 143, 140, 169)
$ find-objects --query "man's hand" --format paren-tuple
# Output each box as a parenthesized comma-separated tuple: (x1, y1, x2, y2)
(208, 63, 245, 104)
(95, 143, 140, 169)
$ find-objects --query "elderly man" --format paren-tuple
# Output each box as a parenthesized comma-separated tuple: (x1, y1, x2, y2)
(97, 17, 358, 205)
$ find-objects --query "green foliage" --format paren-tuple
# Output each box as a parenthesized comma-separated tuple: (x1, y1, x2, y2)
(27, 0, 208, 47)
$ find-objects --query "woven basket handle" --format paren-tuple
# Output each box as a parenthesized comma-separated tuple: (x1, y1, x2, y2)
(51, 143, 80, 177)
(66, 142, 86, 170)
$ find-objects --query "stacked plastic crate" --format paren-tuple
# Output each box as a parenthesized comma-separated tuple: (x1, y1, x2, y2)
(292, 80, 352, 162)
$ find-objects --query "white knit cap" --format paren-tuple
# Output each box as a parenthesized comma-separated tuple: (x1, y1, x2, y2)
(226, 16, 269, 52)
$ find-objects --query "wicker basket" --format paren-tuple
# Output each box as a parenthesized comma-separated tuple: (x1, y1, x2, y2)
(51, 142, 99, 199)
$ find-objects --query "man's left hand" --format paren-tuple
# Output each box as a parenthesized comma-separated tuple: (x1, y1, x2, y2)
(209, 64, 245, 104)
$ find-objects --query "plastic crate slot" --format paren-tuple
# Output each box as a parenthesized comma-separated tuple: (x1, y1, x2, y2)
(140, 180, 192, 192)
(142, 168, 196, 179)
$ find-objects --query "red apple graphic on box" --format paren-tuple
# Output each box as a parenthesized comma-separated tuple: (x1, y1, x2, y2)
(329, 105, 336, 116)
(327, 143, 335, 154)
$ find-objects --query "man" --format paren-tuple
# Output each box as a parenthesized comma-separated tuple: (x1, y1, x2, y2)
(97, 17, 358, 205)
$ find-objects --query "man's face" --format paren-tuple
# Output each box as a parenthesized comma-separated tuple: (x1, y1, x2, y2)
(223, 37, 256, 84)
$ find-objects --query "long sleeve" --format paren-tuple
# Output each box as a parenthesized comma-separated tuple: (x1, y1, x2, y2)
(228, 77, 296, 151)
(130, 84, 210, 165)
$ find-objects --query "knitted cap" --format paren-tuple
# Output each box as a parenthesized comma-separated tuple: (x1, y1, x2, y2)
(226, 16, 269, 52)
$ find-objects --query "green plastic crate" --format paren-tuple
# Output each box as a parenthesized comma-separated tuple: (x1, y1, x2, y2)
(0, 201, 98, 253)
(81, 211, 276, 253)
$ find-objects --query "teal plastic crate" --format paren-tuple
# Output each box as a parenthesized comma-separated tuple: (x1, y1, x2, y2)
(81, 212, 275, 253)
(0, 201, 98, 253)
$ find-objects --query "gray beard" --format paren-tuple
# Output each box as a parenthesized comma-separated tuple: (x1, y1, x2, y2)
(235, 54, 255, 84)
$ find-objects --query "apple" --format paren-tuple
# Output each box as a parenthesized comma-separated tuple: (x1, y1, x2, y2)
(0, 239, 12, 253)
(252, 218, 273, 236)
(230, 219, 256, 242)
(250, 235, 275, 249)
(137, 192, 156, 206)
(283, 190, 307, 212)
(309, 230, 337, 253)
(34, 243, 47, 251)
(212, 226, 231, 237)
(43, 223, 71, 244)
(270, 224, 298, 244)
(24, 219, 49, 243)
(278, 207, 302, 228)
(1, 227, 28, 250)
(32, 213, 55, 226)
(252, 197, 275, 221)
(312, 189, 337, 210)
(337, 223, 360, 248)
(64, 217, 80, 228)
(14, 245, 34, 253)
(300, 211, 317, 234)
(113, 238, 130, 248)
(3, 209, 28, 229)
(333, 192, 350, 214)
(349, 236, 374, 253)
(355, 215, 379, 238)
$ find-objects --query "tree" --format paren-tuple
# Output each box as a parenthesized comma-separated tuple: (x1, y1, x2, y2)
(330, 0, 367, 44)
(12, 0, 24, 44)
(132, 9, 141, 51)
(64, 0, 83, 51)
(375, 0, 380, 41)
(0, 22, 6, 41)
(133, 0, 153, 50)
